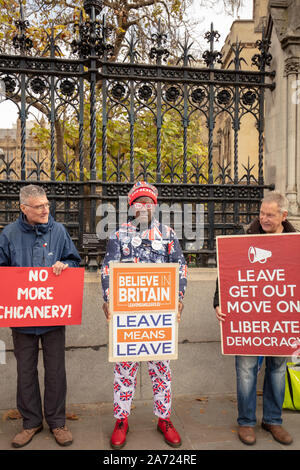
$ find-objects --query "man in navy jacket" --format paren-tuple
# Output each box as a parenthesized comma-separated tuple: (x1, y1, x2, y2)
(0, 185, 81, 448)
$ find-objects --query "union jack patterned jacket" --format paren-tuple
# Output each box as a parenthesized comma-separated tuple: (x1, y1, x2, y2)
(101, 218, 187, 302)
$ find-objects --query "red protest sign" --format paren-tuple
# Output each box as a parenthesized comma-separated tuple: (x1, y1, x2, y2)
(216, 233, 300, 356)
(0, 267, 84, 327)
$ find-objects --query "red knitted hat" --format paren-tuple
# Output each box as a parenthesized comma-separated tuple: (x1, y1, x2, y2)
(128, 181, 158, 206)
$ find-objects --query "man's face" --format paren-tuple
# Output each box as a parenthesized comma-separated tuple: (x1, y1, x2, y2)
(20, 196, 50, 225)
(131, 196, 156, 226)
(259, 201, 287, 234)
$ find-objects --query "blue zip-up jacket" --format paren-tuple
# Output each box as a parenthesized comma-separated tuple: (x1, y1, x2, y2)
(0, 213, 81, 335)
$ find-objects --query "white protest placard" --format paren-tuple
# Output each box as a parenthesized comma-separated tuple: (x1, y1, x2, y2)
(108, 263, 179, 362)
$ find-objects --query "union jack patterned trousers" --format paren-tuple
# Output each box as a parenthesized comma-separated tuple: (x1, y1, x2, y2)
(113, 360, 172, 419)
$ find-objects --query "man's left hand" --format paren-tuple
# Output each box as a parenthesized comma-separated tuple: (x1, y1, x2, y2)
(177, 300, 184, 322)
(52, 261, 68, 276)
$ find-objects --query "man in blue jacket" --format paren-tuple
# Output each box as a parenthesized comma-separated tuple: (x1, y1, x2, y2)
(0, 184, 81, 448)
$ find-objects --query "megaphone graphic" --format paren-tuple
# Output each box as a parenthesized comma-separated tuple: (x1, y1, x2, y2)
(248, 246, 272, 264)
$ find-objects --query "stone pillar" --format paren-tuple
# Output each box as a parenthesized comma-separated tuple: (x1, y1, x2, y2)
(285, 57, 300, 216)
(265, 0, 300, 229)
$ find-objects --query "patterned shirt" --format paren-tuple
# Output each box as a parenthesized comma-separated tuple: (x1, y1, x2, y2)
(101, 218, 187, 302)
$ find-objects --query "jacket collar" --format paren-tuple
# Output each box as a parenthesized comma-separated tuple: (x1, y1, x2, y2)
(18, 212, 54, 235)
(246, 217, 297, 234)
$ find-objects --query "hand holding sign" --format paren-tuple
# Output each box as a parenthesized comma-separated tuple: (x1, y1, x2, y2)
(52, 261, 68, 276)
(177, 300, 184, 322)
(103, 301, 111, 321)
(215, 305, 226, 322)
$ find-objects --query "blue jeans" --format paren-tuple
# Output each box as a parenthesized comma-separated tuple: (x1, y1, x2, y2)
(235, 356, 287, 427)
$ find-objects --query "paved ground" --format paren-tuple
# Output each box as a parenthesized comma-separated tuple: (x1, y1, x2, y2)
(0, 394, 299, 460)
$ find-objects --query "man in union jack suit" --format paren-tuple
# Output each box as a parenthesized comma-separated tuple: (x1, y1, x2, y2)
(101, 181, 187, 449)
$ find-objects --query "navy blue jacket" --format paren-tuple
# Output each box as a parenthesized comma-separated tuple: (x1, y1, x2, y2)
(0, 213, 81, 335)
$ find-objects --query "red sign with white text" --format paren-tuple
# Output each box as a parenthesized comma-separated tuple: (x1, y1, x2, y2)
(0, 267, 84, 327)
(216, 233, 300, 356)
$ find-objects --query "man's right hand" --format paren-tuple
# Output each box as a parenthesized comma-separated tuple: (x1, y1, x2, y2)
(102, 302, 111, 321)
(215, 306, 226, 322)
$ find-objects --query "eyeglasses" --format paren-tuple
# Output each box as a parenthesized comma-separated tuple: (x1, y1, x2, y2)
(132, 202, 156, 210)
(23, 202, 50, 212)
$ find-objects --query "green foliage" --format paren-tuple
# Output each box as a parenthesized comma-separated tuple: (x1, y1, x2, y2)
(30, 98, 208, 182)
(1, 0, 211, 182)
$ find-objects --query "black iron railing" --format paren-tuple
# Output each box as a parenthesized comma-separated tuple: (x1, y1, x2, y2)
(0, 1, 275, 268)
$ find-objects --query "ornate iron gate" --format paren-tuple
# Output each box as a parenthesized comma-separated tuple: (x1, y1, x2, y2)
(0, 0, 275, 269)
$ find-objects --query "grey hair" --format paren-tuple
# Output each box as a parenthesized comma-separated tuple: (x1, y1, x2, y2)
(20, 185, 47, 205)
(262, 190, 289, 213)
